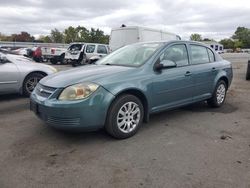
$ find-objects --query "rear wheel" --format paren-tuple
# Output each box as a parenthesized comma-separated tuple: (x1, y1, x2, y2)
(23, 73, 45, 96)
(59, 53, 65, 64)
(105, 95, 144, 139)
(50, 58, 57, 65)
(207, 80, 227, 108)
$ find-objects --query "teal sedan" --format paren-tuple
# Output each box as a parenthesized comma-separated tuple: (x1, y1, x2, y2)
(30, 41, 233, 139)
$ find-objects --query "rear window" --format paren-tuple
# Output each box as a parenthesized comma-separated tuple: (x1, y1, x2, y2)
(97, 45, 108, 54)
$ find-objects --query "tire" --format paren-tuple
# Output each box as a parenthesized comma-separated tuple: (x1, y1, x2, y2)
(72, 61, 77, 67)
(105, 94, 144, 139)
(207, 80, 227, 108)
(50, 58, 57, 65)
(23, 73, 45, 97)
(59, 53, 65, 64)
(246, 60, 250, 80)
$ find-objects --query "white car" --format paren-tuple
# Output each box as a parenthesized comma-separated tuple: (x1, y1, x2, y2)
(64, 43, 110, 66)
(0, 52, 57, 96)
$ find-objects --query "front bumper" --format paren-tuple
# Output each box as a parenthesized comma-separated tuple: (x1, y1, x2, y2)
(30, 86, 115, 131)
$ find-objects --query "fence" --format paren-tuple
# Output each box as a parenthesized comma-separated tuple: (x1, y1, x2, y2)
(0, 41, 69, 48)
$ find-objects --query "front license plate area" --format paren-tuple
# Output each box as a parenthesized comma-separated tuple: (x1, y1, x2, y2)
(30, 101, 39, 114)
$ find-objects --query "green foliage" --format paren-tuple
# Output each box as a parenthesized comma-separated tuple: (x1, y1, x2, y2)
(63, 26, 109, 44)
(38, 35, 52, 43)
(50, 28, 64, 43)
(219, 38, 235, 49)
(232, 27, 250, 48)
(190, 33, 202, 41)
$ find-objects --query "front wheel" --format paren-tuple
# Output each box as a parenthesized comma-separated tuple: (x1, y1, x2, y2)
(23, 73, 45, 97)
(207, 80, 227, 108)
(105, 95, 144, 139)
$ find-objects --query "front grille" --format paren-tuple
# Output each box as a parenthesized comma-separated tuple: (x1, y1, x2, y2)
(35, 83, 57, 98)
(47, 116, 80, 126)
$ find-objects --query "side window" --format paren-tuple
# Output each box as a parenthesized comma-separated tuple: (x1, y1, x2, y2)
(69, 44, 82, 51)
(207, 48, 215, 62)
(86, 45, 95, 53)
(190, 45, 210, 64)
(97, 45, 108, 54)
(160, 44, 189, 67)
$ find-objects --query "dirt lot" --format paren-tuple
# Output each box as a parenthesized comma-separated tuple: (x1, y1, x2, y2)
(0, 53, 250, 188)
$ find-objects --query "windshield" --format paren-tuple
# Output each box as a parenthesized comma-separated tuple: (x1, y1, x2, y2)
(97, 42, 163, 67)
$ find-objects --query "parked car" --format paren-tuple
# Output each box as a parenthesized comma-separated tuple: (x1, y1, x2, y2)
(0, 52, 57, 96)
(13, 47, 42, 62)
(64, 43, 110, 66)
(41, 46, 67, 64)
(109, 26, 181, 51)
(30, 41, 233, 139)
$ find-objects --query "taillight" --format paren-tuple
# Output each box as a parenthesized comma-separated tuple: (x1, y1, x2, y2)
(51, 48, 55, 54)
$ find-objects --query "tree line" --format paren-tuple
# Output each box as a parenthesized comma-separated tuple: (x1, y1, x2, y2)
(190, 27, 250, 49)
(0, 26, 109, 44)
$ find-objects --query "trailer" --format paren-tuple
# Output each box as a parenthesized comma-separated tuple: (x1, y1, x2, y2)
(109, 26, 181, 51)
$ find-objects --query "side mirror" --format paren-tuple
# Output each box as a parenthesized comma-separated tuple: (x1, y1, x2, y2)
(155, 59, 177, 71)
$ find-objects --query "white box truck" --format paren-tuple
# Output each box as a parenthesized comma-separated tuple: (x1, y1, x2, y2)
(109, 26, 181, 51)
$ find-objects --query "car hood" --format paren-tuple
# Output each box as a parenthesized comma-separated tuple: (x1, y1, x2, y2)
(6, 53, 56, 72)
(40, 65, 134, 88)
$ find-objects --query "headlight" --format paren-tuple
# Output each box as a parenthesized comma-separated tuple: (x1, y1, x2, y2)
(49, 66, 57, 73)
(58, 83, 99, 101)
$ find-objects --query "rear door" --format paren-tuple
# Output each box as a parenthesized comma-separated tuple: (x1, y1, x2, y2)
(188, 44, 217, 100)
(97, 45, 108, 58)
(85, 44, 96, 59)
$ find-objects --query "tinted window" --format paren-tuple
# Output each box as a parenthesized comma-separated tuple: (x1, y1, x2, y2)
(97, 45, 108, 54)
(190, 45, 210, 64)
(207, 48, 215, 62)
(86, 45, 95, 53)
(160, 44, 189, 67)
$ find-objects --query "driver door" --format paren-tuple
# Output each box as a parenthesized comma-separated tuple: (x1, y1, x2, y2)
(0, 59, 20, 94)
(151, 43, 194, 112)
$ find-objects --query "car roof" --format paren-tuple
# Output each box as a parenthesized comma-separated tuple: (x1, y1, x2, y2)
(135, 40, 211, 47)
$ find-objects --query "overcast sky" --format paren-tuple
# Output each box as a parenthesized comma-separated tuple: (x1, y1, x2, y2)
(0, 0, 250, 41)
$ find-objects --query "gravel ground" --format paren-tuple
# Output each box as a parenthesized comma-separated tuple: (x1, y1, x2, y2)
(0, 53, 250, 188)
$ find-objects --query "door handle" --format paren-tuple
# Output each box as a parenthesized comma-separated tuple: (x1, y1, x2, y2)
(185, 71, 192, 76)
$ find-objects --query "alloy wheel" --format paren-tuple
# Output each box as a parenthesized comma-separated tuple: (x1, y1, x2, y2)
(116, 102, 141, 133)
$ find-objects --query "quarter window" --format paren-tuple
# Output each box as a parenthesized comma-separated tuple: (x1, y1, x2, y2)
(190, 45, 210, 64)
(97, 45, 108, 54)
(160, 44, 189, 67)
(86, 45, 95, 53)
(207, 48, 215, 62)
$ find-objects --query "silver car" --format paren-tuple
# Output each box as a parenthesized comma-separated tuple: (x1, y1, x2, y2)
(0, 52, 57, 96)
